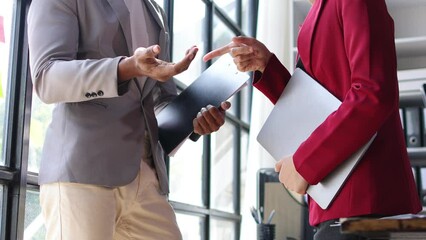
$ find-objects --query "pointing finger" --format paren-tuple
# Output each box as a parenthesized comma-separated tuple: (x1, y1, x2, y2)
(203, 42, 239, 62)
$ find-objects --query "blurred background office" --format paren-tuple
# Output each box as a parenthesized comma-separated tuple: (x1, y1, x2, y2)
(0, 0, 425, 239)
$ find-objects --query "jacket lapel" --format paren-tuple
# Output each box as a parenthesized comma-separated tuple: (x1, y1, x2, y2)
(107, 0, 170, 100)
(143, 0, 166, 31)
(297, 0, 325, 76)
(106, 0, 133, 55)
(141, 0, 170, 99)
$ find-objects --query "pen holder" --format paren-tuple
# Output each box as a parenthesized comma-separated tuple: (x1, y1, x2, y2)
(257, 223, 275, 240)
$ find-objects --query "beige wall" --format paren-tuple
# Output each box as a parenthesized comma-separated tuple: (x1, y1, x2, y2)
(264, 183, 305, 240)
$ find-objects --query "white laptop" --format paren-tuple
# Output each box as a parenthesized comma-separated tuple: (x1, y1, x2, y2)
(257, 68, 376, 209)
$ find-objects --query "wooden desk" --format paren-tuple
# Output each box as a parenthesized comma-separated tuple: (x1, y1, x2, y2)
(340, 216, 426, 239)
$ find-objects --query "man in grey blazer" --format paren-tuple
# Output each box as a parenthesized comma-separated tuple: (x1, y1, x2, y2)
(27, 0, 229, 239)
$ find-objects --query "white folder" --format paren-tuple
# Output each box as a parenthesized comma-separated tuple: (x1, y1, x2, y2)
(257, 68, 375, 209)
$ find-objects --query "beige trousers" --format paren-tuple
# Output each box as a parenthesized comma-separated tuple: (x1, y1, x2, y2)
(40, 161, 182, 240)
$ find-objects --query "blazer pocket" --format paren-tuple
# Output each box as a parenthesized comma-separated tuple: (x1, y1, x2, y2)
(74, 100, 108, 109)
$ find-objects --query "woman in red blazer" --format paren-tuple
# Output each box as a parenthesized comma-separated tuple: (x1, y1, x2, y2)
(204, 0, 422, 239)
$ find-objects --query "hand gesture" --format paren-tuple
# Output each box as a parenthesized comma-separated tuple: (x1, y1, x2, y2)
(203, 36, 272, 73)
(119, 45, 198, 82)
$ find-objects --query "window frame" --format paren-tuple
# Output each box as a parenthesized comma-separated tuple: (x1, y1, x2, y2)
(1, 1, 32, 239)
(165, 0, 257, 239)
(0, 0, 259, 239)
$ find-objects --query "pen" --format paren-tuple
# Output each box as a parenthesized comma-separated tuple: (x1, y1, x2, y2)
(257, 208, 262, 224)
(266, 209, 276, 224)
(250, 206, 260, 224)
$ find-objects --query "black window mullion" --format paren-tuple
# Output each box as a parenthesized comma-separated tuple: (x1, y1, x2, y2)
(214, 6, 244, 37)
(203, 1, 214, 240)
(205, 0, 214, 65)
(203, 135, 211, 240)
(3, 1, 32, 240)
(236, 0, 242, 27)
(164, 0, 174, 61)
(248, 0, 259, 37)
(233, 125, 241, 240)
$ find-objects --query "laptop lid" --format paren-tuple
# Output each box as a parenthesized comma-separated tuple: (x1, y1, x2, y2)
(256, 68, 375, 209)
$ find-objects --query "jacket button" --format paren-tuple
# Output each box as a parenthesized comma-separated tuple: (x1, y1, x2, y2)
(97, 90, 104, 96)
(90, 92, 98, 97)
(85, 92, 91, 98)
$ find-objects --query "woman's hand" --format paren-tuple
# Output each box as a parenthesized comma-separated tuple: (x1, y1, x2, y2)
(203, 36, 272, 73)
(275, 155, 309, 195)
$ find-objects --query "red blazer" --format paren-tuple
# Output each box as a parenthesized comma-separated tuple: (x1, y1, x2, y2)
(254, 0, 421, 226)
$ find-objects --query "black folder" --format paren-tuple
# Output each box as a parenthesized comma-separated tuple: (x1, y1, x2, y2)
(157, 54, 250, 156)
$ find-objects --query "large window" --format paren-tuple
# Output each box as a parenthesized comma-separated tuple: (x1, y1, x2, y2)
(167, 0, 255, 238)
(0, 0, 258, 239)
(1, 0, 34, 239)
(0, 0, 13, 166)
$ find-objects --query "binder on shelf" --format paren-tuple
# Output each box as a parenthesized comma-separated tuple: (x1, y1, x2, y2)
(156, 54, 250, 156)
(399, 108, 405, 129)
(405, 107, 421, 148)
(400, 108, 406, 143)
(257, 68, 376, 210)
(421, 84, 426, 147)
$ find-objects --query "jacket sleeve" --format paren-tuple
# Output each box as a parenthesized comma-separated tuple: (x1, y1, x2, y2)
(27, 0, 122, 104)
(294, 0, 399, 185)
(252, 54, 292, 104)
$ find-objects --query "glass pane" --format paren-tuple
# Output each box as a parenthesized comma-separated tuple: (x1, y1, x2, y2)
(24, 190, 46, 240)
(28, 96, 54, 173)
(153, 0, 164, 9)
(176, 213, 203, 240)
(169, 137, 204, 206)
(0, 0, 14, 166)
(214, 0, 237, 23)
(210, 218, 236, 240)
(240, 130, 249, 209)
(240, 84, 251, 123)
(241, 0, 250, 34)
(226, 85, 251, 122)
(173, 0, 207, 86)
(211, 121, 235, 212)
(213, 16, 237, 116)
(213, 15, 235, 57)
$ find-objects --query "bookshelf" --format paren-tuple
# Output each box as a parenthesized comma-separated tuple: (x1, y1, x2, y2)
(290, 0, 426, 105)
(388, 0, 426, 106)
(387, 2, 426, 194)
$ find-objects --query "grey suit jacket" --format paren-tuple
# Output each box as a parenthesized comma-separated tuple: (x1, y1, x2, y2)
(27, 0, 176, 193)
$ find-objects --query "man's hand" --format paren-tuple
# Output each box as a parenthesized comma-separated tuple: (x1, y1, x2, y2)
(203, 36, 273, 73)
(193, 101, 231, 135)
(118, 45, 198, 82)
(275, 155, 309, 195)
